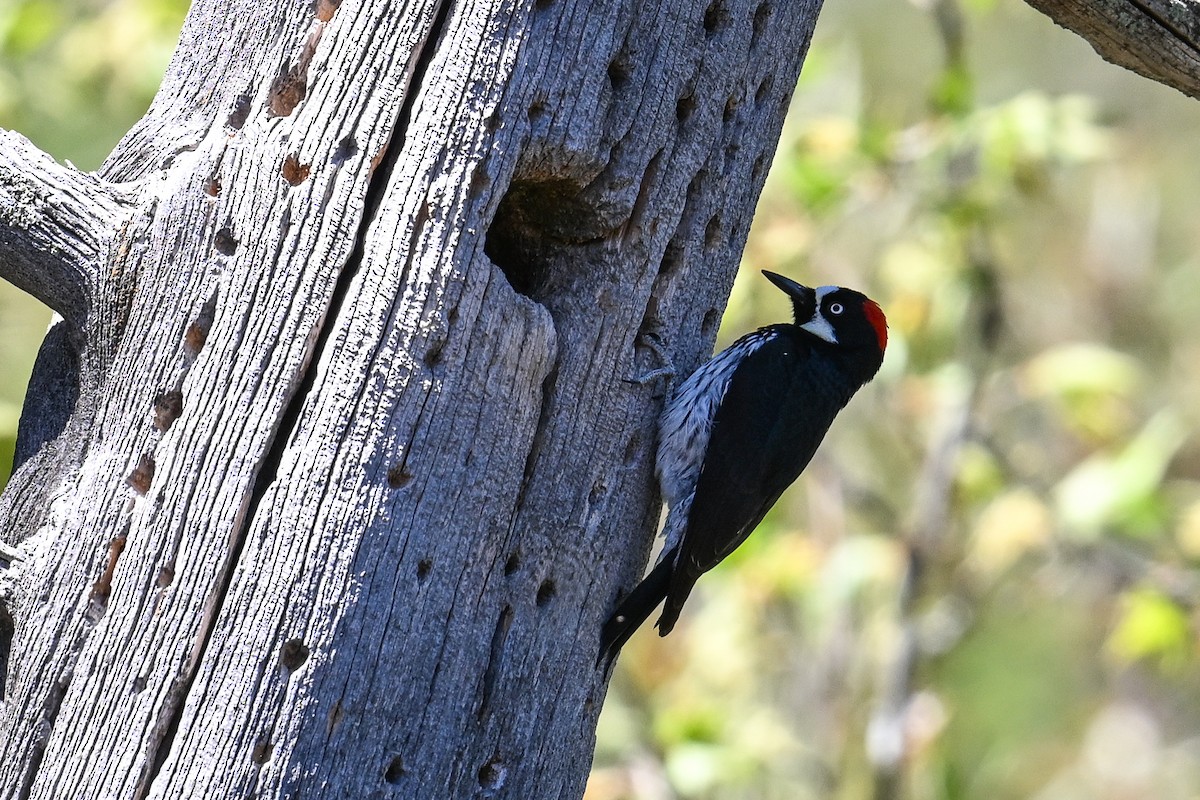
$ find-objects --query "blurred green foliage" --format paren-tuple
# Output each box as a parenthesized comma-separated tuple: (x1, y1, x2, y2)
(594, 0, 1200, 798)
(0, 0, 188, 168)
(0, 0, 186, 488)
(2, 0, 1199, 798)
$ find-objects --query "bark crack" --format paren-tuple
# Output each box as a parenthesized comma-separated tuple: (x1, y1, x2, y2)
(476, 604, 514, 720)
(131, 2, 456, 794)
(1128, 0, 1200, 57)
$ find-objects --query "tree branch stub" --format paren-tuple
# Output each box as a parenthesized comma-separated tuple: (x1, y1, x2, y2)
(0, 129, 133, 325)
(1025, 0, 1200, 99)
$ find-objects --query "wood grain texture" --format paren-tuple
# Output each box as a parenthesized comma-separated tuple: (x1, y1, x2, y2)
(0, 131, 133, 324)
(1025, 0, 1200, 99)
(0, 0, 825, 797)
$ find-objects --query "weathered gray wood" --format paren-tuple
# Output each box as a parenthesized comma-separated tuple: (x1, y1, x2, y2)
(0, 0, 825, 797)
(1025, 0, 1200, 99)
(0, 131, 133, 325)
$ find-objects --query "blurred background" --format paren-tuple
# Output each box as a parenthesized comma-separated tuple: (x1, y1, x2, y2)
(3, 1, 1200, 798)
(0, 0, 185, 484)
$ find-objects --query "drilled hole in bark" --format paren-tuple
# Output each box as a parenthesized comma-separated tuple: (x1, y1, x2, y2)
(723, 94, 738, 124)
(282, 154, 311, 185)
(676, 94, 696, 124)
(424, 337, 445, 368)
(527, 100, 547, 122)
(156, 564, 175, 587)
(751, 2, 771, 47)
(478, 758, 507, 792)
(185, 292, 218, 355)
(534, 0, 554, 9)
(387, 464, 413, 489)
(589, 480, 607, 504)
(503, 551, 521, 576)
(704, 214, 722, 249)
(251, 739, 274, 765)
(280, 638, 311, 670)
(131, 674, 147, 694)
(751, 153, 768, 182)
(127, 454, 155, 495)
(607, 58, 630, 90)
(0, 603, 11, 701)
(214, 227, 239, 256)
(536, 579, 556, 607)
(89, 535, 127, 614)
(152, 390, 184, 432)
(622, 432, 641, 463)
(755, 75, 773, 106)
(658, 241, 682, 276)
(384, 754, 406, 784)
(183, 321, 207, 353)
(184, 321, 208, 355)
(227, 93, 251, 129)
(332, 135, 357, 164)
(203, 176, 221, 196)
(269, 62, 307, 116)
(702, 308, 721, 338)
(316, 0, 340, 21)
(417, 560, 432, 581)
(703, 0, 728, 36)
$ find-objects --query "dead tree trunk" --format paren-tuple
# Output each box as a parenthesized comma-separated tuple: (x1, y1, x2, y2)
(0, 0, 823, 797)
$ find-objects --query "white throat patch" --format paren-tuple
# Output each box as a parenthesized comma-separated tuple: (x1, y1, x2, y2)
(800, 285, 839, 344)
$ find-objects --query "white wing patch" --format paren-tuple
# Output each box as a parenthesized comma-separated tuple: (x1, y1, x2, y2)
(655, 329, 775, 524)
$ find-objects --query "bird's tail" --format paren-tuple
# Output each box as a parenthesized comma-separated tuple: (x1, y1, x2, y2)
(597, 546, 679, 669)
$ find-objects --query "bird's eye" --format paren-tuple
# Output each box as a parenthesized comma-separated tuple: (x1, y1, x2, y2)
(829, 302, 844, 315)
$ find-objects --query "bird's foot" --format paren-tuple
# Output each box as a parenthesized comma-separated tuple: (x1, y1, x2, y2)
(623, 366, 675, 386)
(626, 327, 675, 388)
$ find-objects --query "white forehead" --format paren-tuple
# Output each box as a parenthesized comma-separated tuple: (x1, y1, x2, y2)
(800, 287, 839, 343)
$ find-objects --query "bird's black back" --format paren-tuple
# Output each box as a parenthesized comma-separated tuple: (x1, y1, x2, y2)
(660, 325, 871, 627)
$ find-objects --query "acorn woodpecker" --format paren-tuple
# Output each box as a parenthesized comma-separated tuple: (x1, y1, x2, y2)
(600, 270, 887, 663)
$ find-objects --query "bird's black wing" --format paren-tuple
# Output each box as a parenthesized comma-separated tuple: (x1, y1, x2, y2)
(674, 331, 838, 579)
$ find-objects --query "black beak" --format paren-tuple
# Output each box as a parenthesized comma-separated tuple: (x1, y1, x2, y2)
(762, 271, 815, 321)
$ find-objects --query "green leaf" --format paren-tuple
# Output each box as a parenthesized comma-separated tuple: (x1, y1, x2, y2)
(1107, 589, 1192, 669)
(0, 400, 20, 492)
(1055, 412, 1187, 538)
(1, 1, 63, 56)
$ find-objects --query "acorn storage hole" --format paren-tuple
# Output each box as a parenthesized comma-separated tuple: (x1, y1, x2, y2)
(280, 638, 310, 670)
(703, 0, 728, 37)
(477, 758, 507, 792)
(384, 754, 405, 784)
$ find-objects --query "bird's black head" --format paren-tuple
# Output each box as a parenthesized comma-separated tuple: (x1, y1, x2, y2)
(762, 270, 888, 374)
